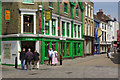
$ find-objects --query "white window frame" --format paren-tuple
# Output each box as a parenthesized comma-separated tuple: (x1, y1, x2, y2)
(20, 8, 37, 34)
(61, 18, 71, 38)
(85, 2, 88, 16)
(52, 16, 58, 36)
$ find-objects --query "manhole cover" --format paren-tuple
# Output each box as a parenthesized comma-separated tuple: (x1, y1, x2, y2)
(66, 72, 72, 74)
(29, 73, 37, 75)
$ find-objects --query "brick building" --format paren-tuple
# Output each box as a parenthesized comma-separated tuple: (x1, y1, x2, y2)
(1, 0, 85, 65)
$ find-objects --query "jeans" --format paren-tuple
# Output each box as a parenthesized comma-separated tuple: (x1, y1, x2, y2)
(49, 57, 52, 65)
(26, 60, 32, 70)
(21, 60, 25, 70)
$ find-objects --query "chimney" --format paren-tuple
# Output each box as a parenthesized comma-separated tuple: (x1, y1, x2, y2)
(97, 9, 103, 18)
(114, 18, 117, 21)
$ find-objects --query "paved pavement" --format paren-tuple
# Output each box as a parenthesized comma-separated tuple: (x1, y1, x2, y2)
(1, 54, 119, 78)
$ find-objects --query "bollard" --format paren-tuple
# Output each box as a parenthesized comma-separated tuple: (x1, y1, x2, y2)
(60, 55, 62, 65)
(15, 57, 17, 69)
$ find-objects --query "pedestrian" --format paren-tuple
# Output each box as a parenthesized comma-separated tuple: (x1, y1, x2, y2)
(52, 49, 58, 66)
(107, 47, 110, 58)
(48, 48, 53, 65)
(19, 48, 26, 70)
(25, 48, 33, 70)
(33, 50, 39, 69)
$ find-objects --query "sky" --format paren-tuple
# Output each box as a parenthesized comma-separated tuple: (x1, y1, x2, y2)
(91, 0, 118, 20)
(93, 2, 118, 20)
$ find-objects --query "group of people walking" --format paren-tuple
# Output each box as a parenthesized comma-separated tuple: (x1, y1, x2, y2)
(19, 48, 39, 70)
(19, 48, 58, 70)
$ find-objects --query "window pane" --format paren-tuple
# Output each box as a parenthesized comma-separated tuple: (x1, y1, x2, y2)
(45, 42, 50, 58)
(23, 15, 33, 33)
(74, 24, 76, 37)
(52, 19, 56, 35)
(74, 43, 77, 55)
(64, 3, 67, 13)
(67, 23, 70, 37)
(66, 42, 70, 56)
(61, 42, 65, 57)
(45, 21, 50, 34)
(78, 25, 80, 38)
(52, 42, 56, 50)
(62, 21, 65, 36)
(78, 43, 81, 55)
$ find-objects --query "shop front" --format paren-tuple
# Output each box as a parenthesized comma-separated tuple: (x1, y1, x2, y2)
(1, 36, 84, 65)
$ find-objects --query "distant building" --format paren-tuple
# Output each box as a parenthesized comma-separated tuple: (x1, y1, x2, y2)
(83, 1, 94, 56)
(94, 15, 100, 55)
(95, 9, 113, 53)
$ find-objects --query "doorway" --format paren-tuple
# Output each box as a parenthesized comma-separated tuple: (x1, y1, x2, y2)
(21, 41, 35, 53)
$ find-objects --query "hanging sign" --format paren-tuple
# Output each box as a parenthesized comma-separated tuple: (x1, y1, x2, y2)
(45, 10, 52, 21)
(5, 10, 11, 20)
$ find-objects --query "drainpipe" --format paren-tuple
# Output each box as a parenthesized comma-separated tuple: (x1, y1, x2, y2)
(58, 1, 61, 61)
(71, 5, 74, 60)
(41, 0, 44, 64)
(0, 0, 1, 65)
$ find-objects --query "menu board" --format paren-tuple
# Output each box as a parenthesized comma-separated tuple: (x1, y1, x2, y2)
(4, 44, 11, 59)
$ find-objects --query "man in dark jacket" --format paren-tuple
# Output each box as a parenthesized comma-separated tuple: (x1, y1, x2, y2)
(19, 48, 26, 70)
(25, 48, 33, 70)
(33, 50, 39, 69)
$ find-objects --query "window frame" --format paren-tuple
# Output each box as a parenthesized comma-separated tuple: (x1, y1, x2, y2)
(64, 3, 67, 13)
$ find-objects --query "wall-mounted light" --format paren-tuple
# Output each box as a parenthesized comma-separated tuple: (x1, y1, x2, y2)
(39, 5, 43, 11)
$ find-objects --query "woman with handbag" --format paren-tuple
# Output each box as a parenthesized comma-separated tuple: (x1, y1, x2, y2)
(52, 49, 58, 66)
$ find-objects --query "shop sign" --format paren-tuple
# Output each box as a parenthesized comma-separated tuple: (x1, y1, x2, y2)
(97, 28, 102, 37)
(45, 10, 52, 21)
(5, 10, 11, 20)
(60, 37, 66, 40)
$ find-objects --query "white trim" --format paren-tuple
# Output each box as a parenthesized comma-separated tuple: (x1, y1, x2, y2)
(73, 20, 82, 24)
(22, 2, 34, 5)
(20, 8, 37, 34)
(61, 16, 72, 21)
(52, 13, 59, 17)
(50, 20, 52, 36)
(19, 8, 38, 12)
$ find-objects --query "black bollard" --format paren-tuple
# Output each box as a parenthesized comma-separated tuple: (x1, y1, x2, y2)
(60, 55, 62, 65)
(15, 57, 17, 69)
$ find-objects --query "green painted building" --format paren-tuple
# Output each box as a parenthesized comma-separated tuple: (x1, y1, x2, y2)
(1, 0, 85, 65)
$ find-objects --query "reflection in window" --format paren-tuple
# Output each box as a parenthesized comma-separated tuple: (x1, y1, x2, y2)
(66, 42, 70, 56)
(52, 42, 56, 50)
(78, 25, 80, 38)
(45, 42, 50, 58)
(45, 21, 50, 35)
(62, 21, 65, 36)
(61, 42, 65, 57)
(67, 22, 70, 37)
(74, 24, 77, 37)
(52, 19, 56, 35)
(78, 43, 81, 55)
(74, 43, 77, 55)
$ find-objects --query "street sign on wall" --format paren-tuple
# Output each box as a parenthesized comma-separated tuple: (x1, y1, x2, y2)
(45, 10, 52, 21)
(5, 10, 11, 20)
(97, 28, 102, 37)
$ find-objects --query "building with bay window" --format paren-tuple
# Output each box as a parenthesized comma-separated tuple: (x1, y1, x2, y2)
(1, 0, 85, 65)
(83, 1, 94, 56)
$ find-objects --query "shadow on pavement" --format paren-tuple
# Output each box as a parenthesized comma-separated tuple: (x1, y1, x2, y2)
(110, 53, 120, 64)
